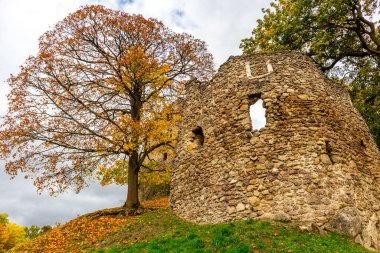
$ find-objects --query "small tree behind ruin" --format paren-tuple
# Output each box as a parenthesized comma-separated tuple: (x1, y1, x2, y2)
(0, 5, 214, 209)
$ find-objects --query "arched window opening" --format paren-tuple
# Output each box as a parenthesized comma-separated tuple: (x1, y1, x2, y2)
(249, 94, 266, 131)
(192, 126, 204, 146)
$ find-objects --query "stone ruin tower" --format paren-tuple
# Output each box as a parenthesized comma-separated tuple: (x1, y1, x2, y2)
(170, 52, 380, 250)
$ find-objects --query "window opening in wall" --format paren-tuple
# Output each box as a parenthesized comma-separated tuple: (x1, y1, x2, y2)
(163, 153, 168, 161)
(325, 140, 333, 163)
(249, 94, 267, 131)
(192, 126, 204, 146)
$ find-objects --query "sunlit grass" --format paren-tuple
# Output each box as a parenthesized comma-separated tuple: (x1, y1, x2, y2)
(10, 197, 371, 253)
(92, 209, 371, 253)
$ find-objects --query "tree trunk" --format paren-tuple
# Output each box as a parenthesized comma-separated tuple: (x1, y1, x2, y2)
(125, 150, 139, 209)
(124, 84, 143, 210)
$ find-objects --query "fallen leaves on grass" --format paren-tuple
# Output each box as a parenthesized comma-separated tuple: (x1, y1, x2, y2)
(11, 197, 169, 253)
(11, 216, 131, 253)
(141, 197, 168, 209)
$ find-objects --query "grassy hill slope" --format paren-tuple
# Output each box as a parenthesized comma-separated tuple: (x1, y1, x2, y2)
(10, 198, 372, 253)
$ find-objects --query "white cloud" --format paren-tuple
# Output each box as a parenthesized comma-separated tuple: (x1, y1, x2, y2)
(0, 0, 121, 116)
(0, 161, 126, 226)
(123, 0, 269, 66)
(0, 0, 269, 226)
(0, 0, 129, 226)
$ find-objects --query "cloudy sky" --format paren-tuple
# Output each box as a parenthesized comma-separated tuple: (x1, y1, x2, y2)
(0, 0, 269, 226)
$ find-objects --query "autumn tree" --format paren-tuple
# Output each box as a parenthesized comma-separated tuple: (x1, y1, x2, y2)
(0, 214, 26, 252)
(97, 149, 172, 201)
(0, 214, 9, 252)
(0, 5, 214, 210)
(25, 225, 52, 240)
(241, 0, 380, 146)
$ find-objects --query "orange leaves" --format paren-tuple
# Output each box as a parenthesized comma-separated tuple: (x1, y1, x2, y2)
(114, 45, 172, 98)
(10, 198, 169, 253)
(38, 51, 53, 60)
(11, 215, 131, 253)
(10, 198, 168, 253)
(121, 46, 155, 80)
(141, 197, 169, 209)
(0, 4, 214, 197)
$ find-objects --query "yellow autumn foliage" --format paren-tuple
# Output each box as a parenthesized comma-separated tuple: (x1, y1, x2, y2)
(0, 214, 26, 252)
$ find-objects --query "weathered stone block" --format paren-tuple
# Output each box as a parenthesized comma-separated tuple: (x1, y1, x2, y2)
(227, 206, 236, 214)
(320, 154, 332, 165)
(329, 207, 362, 238)
(298, 94, 310, 100)
(236, 203, 245, 212)
(248, 196, 260, 206)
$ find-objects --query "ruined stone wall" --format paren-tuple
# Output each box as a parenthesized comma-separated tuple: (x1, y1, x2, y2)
(170, 52, 380, 250)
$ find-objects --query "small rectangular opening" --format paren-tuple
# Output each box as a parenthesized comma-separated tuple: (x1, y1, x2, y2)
(249, 94, 266, 131)
(192, 126, 204, 146)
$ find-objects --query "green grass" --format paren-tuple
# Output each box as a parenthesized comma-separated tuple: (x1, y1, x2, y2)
(90, 209, 371, 253)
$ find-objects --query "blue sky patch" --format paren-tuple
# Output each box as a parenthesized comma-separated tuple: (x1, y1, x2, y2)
(173, 9, 184, 18)
(118, 0, 134, 5)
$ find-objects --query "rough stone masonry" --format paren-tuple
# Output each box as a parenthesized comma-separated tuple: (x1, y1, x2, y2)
(170, 52, 380, 250)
